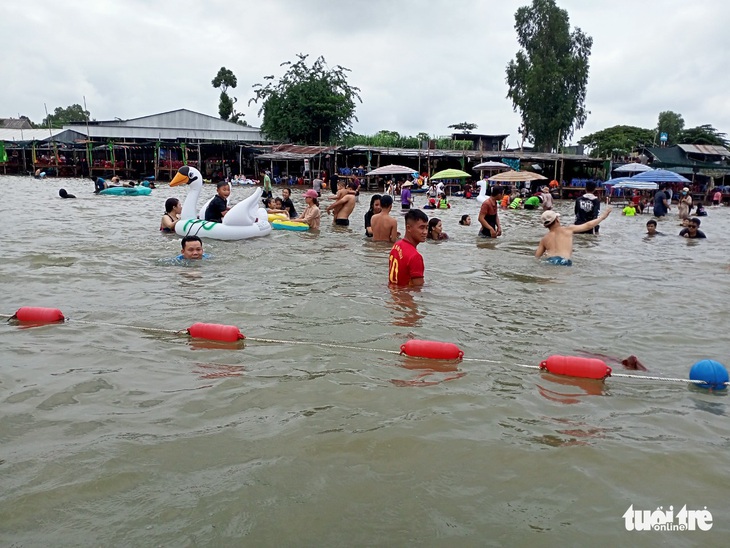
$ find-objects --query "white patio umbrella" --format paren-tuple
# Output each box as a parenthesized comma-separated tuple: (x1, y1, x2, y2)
(613, 163, 653, 173)
(366, 164, 417, 176)
(487, 170, 547, 182)
(473, 161, 510, 171)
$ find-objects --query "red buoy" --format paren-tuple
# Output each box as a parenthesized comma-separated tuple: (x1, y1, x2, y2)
(400, 339, 464, 360)
(187, 322, 245, 343)
(11, 307, 65, 324)
(540, 355, 612, 380)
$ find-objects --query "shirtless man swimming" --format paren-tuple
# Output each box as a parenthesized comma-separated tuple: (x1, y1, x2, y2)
(325, 181, 357, 226)
(370, 194, 400, 243)
(535, 207, 612, 266)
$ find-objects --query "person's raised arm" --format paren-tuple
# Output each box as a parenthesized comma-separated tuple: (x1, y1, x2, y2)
(569, 206, 612, 233)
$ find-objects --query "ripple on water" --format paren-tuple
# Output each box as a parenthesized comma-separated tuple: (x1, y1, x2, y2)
(2, 176, 730, 544)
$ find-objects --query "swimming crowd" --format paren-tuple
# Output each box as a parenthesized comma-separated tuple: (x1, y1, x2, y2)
(157, 176, 714, 282)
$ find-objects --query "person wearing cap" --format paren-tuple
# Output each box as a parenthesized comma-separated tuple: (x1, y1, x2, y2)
(292, 189, 321, 230)
(423, 197, 437, 210)
(401, 180, 413, 210)
(540, 186, 553, 210)
(536, 207, 612, 266)
(679, 217, 706, 239)
(678, 187, 693, 221)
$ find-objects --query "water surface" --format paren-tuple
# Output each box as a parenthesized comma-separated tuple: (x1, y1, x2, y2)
(1, 176, 729, 546)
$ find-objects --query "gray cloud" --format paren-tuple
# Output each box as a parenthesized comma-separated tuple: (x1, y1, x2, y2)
(2, 0, 727, 144)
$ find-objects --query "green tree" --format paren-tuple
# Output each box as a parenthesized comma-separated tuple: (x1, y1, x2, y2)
(250, 54, 361, 144)
(578, 125, 656, 158)
(212, 66, 242, 121)
(656, 110, 684, 145)
(679, 124, 729, 147)
(41, 104, 90, 128)
(448, 122, 478, 134)
(505, 0, 593, 151)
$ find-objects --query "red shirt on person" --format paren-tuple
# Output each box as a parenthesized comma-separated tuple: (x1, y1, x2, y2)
(388, 238, 424, 286)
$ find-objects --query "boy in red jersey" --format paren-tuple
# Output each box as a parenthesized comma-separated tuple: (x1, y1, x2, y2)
(388, 209, 428, 286)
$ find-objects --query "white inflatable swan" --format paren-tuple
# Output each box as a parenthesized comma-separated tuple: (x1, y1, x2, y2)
(169, 166, 271, 241)
(476, 179, 488, 204)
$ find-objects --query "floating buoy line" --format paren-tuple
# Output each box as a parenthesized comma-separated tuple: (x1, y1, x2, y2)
(3, 307, 728, 389)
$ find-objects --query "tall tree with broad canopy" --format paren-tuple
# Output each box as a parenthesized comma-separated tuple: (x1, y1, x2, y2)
(42, 104, 90, 128)
(212, 67, 240, 121)
(679, 124, 728, 147)
(578, 125, 656, 158)
(656, 110, 684, 145)
(506, 0, 592, 151)
(448, 122, 478, 134)
(250, 54, 361, 144)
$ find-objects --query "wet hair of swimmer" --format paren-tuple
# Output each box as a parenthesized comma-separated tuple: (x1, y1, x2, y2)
(459, 214, 470, 225)
(379, 194, 393, 209)
(165, 197, 180, 213)
(404, 209, 429, 225)
(646, 219, 657, 227)
(427, 217, 441, 237)
(59, 188, 76, 199)
(369, 194, 382, 211)
(216, 180, 229, 189)
(491, 185, 505, 197)
(181, 235, 203, 250)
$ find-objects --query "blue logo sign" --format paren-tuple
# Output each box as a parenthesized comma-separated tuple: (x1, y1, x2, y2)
(660, 132, 668, 142)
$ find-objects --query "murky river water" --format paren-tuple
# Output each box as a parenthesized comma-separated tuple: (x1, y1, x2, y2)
(1, 175, 729, 546)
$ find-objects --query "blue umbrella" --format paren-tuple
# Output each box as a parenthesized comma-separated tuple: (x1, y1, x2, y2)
(629, 169, 690, 183)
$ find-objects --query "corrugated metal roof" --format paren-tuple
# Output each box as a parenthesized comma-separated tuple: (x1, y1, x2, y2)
(1, 118, 33, 130)
(89, 109, 262, 133)
(0, 128, 66, 142)
(257, 144, 340, 160)
(344, 145, 603, 163)
(678, 144, 730, 157)
(62, 125, 265, 143)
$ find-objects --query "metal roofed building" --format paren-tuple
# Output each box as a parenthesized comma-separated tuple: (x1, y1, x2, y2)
(64, 108, 267, 143)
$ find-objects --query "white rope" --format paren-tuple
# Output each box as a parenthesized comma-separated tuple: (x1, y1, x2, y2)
(3, 312, 727, 386)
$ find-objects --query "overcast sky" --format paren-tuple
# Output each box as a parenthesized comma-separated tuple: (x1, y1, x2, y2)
(2, 0, 728, 147)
